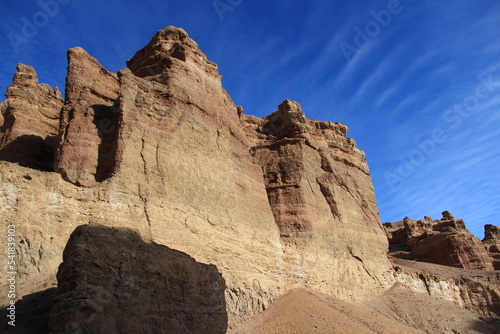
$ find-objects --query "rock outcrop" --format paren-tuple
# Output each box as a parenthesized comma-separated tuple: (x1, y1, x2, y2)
(54, 47, 120, 186)
(390, 258, 500, 317)
(384, 212, 495, 270)
(484, 224, 500, 270)
(0, 26, 394, 329)
(0, 64, 63, 171)
(49, 224, 228, 334)
(242, 99, 391, 293)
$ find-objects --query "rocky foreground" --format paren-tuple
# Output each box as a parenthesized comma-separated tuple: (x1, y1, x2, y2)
(0, 26, 499, 333)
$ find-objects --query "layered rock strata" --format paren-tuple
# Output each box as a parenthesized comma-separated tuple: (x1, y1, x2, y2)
(242, 100, 392, 293)
(384, 212, 495, 270)
(391, 258, 500, 317)
(0, 64, 63, 171)
(0, 26, 393, 326)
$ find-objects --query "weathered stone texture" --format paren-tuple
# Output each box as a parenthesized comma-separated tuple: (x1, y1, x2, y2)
(484, 224, 500, 270)
(1, 26, 394, 329)
(245, 99, 392, 295)
(55, 47, 120, 186)
(0, 64, 63, 171)
(49, 225, 228, 334)
(384, 212, 495, 270)
(391, 258, 500, 317)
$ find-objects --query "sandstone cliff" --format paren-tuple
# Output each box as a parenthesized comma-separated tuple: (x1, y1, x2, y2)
(2, 26, 499, 334)
(0, 64, 63, 171)
(0, 26, 394, 330)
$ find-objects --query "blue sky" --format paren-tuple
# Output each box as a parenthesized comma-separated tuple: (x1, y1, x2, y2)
(0, 0, 499, 238)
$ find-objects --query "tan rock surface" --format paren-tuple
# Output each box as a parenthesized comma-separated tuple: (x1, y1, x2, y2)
(230, 288, 423, 334)
(0, 64, 63, 171)
(391, 258, 500, 317)
(232, 286, 500, 334)
(366, 282, 500, 334)
(384, 212, 495, 270)
(244, 99, 393, 296)
(55, 47, 120, 186)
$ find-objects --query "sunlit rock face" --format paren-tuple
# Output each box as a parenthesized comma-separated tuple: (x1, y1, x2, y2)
(0, 26, 393, 327)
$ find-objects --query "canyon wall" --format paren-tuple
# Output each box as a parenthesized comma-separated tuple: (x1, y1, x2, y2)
(0, 26, 393, 328)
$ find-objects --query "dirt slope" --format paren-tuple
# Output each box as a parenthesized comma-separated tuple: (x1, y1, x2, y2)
(231, 287, 500, 334)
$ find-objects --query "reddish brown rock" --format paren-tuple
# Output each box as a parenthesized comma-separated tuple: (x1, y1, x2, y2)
(54, 47, 120, 187)
(245, 99, 392, 292)
(484, 224, 500, 270)
(384, 212, 495, 270)
(0, 101, 4, 125)
(0, 64, 63, 171)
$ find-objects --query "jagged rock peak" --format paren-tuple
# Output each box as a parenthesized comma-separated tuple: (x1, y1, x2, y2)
(484, 224, 500, 241)
(12, 63, 38, 85)
(126, 26, 219, 80)
(64, 47, 119, 104)
(254, 99, 349, 141)
(441, 210, 455, 220)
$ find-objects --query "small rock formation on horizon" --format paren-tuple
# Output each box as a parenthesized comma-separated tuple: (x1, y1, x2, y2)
(384, 211, 496, 270)
(1, 26, 499, 333)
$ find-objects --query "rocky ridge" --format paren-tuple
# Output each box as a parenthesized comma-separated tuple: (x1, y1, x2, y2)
(384, 211, 496, 270)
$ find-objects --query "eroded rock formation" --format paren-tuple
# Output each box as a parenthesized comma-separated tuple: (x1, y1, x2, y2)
(484, 224, 500, 270)
(384, 212, 495, 270)
(49, 224, 228, 334)
(2, 26, 498, 333)
(54, 47, 120, 186)
(391, 258, 500, 317)
(0, 64, 63, 171)
(0, 26, 393, 329)
(243, 99, 391, 292)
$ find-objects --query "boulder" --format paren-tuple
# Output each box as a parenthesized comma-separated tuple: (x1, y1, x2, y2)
(49, 224, 228, 334)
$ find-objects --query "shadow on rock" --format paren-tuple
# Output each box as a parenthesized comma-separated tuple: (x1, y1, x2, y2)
(0, 134, 57, 172)
(0, 287, 57, 334)
(49, 224, 228, 334)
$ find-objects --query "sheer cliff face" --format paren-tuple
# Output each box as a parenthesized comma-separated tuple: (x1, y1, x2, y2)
(0, 26, 393, 324)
